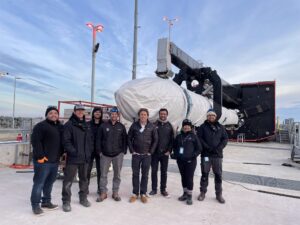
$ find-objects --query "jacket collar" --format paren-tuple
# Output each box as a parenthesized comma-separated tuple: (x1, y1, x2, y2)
(46, 118, 60, 125)
(70, 113, 87, 130)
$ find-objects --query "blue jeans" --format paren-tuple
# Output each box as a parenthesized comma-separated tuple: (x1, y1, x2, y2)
(30, 161, 58, 209)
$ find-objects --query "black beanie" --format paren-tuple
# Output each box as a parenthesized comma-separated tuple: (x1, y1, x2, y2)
(182, 119, 192, 127)
(45, 106, 59, 117)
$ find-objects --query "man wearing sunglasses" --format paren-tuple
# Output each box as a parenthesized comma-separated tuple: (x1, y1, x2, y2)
(62, 104, 93, 212)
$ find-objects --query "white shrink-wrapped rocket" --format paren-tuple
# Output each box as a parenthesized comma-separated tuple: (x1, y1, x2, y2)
(115, 77, 239, 129)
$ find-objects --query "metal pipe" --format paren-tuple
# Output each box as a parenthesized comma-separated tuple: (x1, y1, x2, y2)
(12, 77, 16, 129)
(91, 28, 97, 103)
(132, 0, 138, 80)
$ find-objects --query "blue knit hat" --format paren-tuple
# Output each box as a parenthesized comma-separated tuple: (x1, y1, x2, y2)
(207, 109, 217, 116)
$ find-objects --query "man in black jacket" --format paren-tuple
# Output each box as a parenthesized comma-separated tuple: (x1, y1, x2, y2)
(62, 104, 93, 212)
(87, 107, 103, 194)
(96, 107, 127, 202)
(128, 108, 158, 203)
(196, 109, 228, 204)
(30, 106, 64, 215)
(150, 108, 174, 197)
(172, 119, 202, 205)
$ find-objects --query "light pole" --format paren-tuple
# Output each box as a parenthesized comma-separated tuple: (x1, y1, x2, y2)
(0, 72, 20, 128)
(163, 16, 179, 42)
(86, 22, 104, 104)
(132, 0, 139, 80)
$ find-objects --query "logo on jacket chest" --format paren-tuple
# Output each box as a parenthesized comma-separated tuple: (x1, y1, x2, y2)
(106, 128, 110, 132)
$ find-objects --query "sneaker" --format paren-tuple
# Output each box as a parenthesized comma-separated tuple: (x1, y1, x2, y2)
(178, 192, 188, 201)
(96, 193, 108, 202)
(62, 202, 71, 212)
(161, 190, 170, 198)
(80, 199, 91, 207)
(186, 195, 193, 205)
(41, 202, 58, 210)
(32, 207, 44, 216)
(216, 194, 225, 204)
(141, 194, 148, 203)
(149, 190, 157, 196)
(129, 194, 138, 203)
(197, 192, 205, 201)
(112, 193, 121, 202)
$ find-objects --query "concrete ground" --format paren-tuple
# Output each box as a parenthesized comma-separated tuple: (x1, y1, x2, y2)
(0, 142, 300, 225)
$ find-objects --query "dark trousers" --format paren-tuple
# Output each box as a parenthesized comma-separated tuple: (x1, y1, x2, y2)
(177, 158, 197, 191)
(200, 157, 223, 195)
(30, 161, 58, 209)
(132, 154, 151, 195)
(87, 151, 101, 193)
(151, 154, 169, 192)
(62, 163, 89, 203)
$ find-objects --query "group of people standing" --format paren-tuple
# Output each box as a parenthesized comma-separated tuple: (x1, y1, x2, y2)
(30, 104, 228, 215)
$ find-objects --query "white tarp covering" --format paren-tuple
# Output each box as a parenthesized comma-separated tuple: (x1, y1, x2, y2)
(115, 77, 238, 129)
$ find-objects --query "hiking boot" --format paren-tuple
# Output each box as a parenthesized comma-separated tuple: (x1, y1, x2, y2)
(112, 192, 121, 201)
(149, 190, 157, 196)
(141, 194, 148, 203)
(216, 194, 225, 204)
(186, 194, 193, 205)
(161, 190, 170, 198)
(129, 194, 138, 203)
(80, 199, 91, 207)
(178, 192, 188, 201)
(41, 202, 58, 210)
(62, 202, 71, 212)
(32, 206, 44, 215)
(197, 192, 206, 201)
(96, 193, 108, 202)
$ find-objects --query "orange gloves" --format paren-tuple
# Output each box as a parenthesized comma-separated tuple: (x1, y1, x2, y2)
(37, 157, 48, 164)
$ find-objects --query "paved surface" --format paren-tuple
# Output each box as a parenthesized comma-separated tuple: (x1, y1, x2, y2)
(0, 142, 300, 225)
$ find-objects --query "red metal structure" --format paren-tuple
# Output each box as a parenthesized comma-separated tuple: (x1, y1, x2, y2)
(57, 100, 116, 122)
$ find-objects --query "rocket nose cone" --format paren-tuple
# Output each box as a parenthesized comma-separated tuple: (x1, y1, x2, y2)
(115, 77, 187, 123)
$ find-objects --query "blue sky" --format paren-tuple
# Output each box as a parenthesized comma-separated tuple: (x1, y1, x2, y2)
(0, 0, 299, 121)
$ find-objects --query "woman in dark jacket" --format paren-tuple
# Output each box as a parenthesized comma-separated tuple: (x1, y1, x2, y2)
(172, 119, 202, 205)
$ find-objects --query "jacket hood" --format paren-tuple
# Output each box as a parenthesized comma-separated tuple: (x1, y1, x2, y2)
(92, 107, 103, 123)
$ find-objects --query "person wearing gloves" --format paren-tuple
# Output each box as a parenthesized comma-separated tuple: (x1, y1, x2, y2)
(128, 108, 158, 203)
(30, 106, 64, 215)
(196, 109, 228, 204)
(96, 107, 127, 202)
(172, 119, 202, 205)
(62, 104, 93, 212)
(87, 107, 103, 194)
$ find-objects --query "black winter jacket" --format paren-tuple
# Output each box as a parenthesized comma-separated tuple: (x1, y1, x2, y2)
(63, 114, 93, 164)
(128, 120, 158, 154)
(153, 120, 174, 155)
(31, 119, 64, 163)
(196, 120, 228, 158)
(96, 120, 127, 157)
(173, 131, 202, 161)
(88, 119, 102, 152)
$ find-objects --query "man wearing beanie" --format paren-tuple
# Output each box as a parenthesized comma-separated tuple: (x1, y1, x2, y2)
(30, 106, 64, 215)
(172, 119, 202, 205)
(196, 109, 228, 204)
(96, 107, 127, 202)
(62, 104, 93, 212)
(87, 107, 103, 194)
